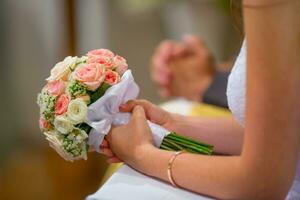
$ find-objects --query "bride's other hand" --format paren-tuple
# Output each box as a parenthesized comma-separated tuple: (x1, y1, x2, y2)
(119, 99, 175, 130)
(106, 106, 156, 169)
(100, 138, 122, 164)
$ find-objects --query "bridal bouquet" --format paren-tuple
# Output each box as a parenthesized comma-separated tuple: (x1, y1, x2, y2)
(37, 49, 213, 161)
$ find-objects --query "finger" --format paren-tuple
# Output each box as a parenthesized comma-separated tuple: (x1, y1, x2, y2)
(151, 51, 172, 86)
(154, 40, 175, 60)
(130, 105, 147, 124)
(100, 138, 109, 148)
(171, 43, 190, 57)
(107, 157, 122, 163)
(182, 35, 206, 54)
(119, 99, 151, 113)
(151, 67, 171, 86)
(102, 147, 114, 157)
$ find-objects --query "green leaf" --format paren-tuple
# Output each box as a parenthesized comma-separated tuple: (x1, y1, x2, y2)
(90, 83, 111, 104)
(76, 123, 92, 134)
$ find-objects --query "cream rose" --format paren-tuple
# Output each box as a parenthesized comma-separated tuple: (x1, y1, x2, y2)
(54, 115, 74, 134)
(46, 56, 77, 82)
(67, 99, 88, 124)
(73, 63, 105, 91)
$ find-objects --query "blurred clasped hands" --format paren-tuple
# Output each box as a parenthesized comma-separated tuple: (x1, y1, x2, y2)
(151, 35, 215, 101)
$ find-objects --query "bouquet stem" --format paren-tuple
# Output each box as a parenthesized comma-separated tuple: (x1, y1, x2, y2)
(160, 132, 213, 155)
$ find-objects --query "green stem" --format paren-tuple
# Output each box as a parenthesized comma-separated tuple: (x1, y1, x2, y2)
(168, 132, 213, 148)
(163, 138, 185, 150)
(165, 135, 213, 154)
(160, 144, 173, 151)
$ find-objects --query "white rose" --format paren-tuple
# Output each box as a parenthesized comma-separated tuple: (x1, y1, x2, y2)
(46, 56, 77, 82)
(54, 115, 74, 134)
(67, 99, 88, 124)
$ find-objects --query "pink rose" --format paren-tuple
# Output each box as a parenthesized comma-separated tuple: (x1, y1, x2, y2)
(104, 70, 120, 85)
(87, 56, 113, 69)
(46, 80, 65, 96)
(87, 49, 115, 69)
(87, 49, 114, 58)
(74, 63, 105, 91)
(39, 118, 50, 131)
(113, 55, 128, 75)
(55, 94, 70, 115)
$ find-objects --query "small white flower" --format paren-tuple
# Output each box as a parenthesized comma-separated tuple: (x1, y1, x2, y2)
(43, 131, 75, 161)
(67, 99, 88, 124)
(72, 127, 88, 143)
(43, 130, 88, 161)
(54, 115, 74, 134)
(46, 56, 77, 82)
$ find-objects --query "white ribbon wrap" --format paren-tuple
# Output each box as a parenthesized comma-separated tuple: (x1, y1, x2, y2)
(87, 70, 169, 152)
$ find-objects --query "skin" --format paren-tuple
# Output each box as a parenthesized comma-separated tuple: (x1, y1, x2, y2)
(102, 0, 300, 199)
(151, 35, 220, 101)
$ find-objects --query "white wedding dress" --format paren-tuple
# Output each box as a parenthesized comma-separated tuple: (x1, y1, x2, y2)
(227, 41, 300, 199)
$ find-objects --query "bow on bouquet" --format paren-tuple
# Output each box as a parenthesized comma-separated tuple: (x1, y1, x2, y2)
(37, 49, 213, 161)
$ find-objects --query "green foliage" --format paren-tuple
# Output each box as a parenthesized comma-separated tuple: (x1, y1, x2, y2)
(62, 128, 88, 157)
(68, 81, 88, 99)
(76, 123, 92, 134)
(90, 82, 111, 104)
(37, 90, 57, 122)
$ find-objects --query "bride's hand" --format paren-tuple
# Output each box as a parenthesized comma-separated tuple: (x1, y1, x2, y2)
(119, 99, 175, 130)
(106, 106, 156, 169)
(99, 138, 122, 163)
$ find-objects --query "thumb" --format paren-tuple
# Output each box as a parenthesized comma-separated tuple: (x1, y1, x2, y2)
(130, 105, 147, 124)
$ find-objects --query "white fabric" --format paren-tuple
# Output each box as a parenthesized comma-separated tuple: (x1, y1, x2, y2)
(226, 41, 246, 126)
(227, 41, 300, 199)
(86, 165, 212, 200)
(160, 98, 196, 115)
(86, 100, 209, 200)
(87, 70, 168, 152)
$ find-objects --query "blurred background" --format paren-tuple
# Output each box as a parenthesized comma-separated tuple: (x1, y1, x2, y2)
(0, 0, 241, 199)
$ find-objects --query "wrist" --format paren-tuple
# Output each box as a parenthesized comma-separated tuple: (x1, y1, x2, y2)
(134, 144, 174, 179)
(133, 144, 160, 175)
(163, 113, 184, 133)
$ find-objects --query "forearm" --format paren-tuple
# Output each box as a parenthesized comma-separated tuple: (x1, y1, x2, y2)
(167, 114, 244, 155)
(136, 146, 267, 199)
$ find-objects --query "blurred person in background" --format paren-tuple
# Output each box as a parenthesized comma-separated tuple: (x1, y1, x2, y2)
(151, 34, 234, 108)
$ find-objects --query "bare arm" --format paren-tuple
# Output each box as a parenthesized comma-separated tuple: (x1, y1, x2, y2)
(108, 1, 300, 199)
(169, 114, 244, 155)
(139, 1, 300, 198)
(121, 101, 244, 155)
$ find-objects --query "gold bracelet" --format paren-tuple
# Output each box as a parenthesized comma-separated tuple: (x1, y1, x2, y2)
(243, 0, 297, 9)
(167, 151, 185, 188)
